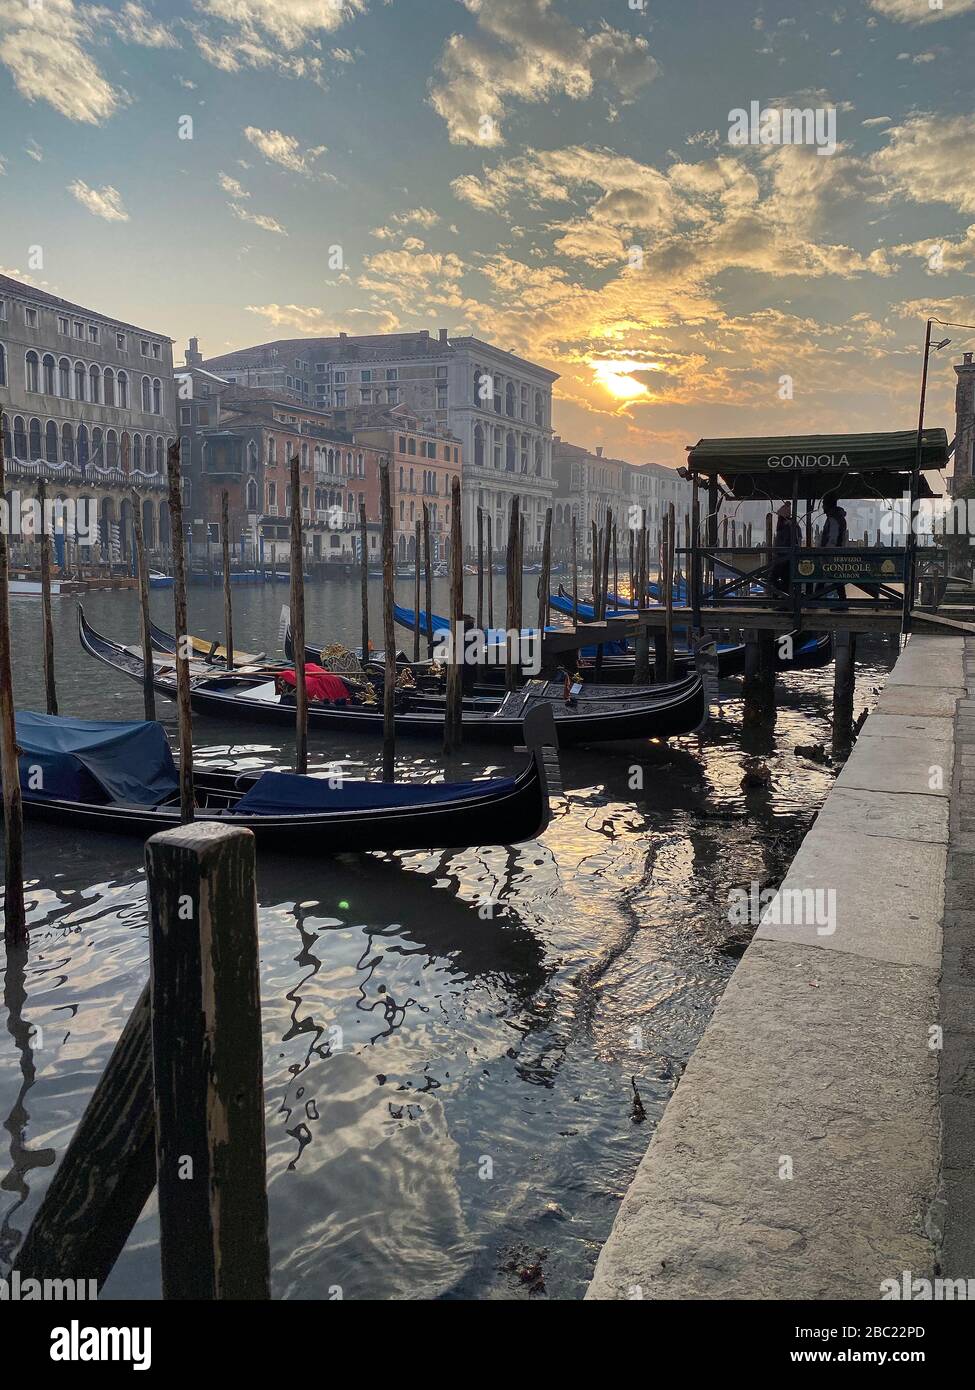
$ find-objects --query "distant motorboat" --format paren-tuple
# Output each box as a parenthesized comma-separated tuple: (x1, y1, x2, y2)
(148, 572, 174, 589)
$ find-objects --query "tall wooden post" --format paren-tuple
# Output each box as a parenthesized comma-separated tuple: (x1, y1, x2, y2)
(634, 512, 650, 683)
(628, 525, 635, 606)
(476, 505, 484, 633)
(132, 489, 156, 721)
(832, 630, 857, 760)
(359, 500, 369, 660)
(422, 500, 433, 661)
(380, 459, 396, 779)
(505, 498, 520, 691)
(612, 523, 619, 610)
(0, 426, 26, 945)
(595, 509, 611, 682)
(289, 456, 307, 776)
(743, 629, 777, 726)
(665, 504, 676, 681)
(538, 506, 552, 631)
(146, 822, 269, 1299)
(221, 490, 234, 671)
(167, 441, 194, 823)
(412, 518, 421, 663)
(486, 512, 494, 629)
(571, 515, 579, 625)
(444, 476, 464, 754)
(37, 479, 57, 715)
(591, 521, 599, 603)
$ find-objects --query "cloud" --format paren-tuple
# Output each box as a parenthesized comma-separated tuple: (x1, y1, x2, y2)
(873, 112, 975, 215)
(243, 125, 330, 176)
(196, 0, 368, 48)
(100, 2, 179, 48)
(68, 179, 129, 221)
(229, 202, 288, 234)
(429, 0, 658, 145)
(219, 171, 249, 197)
(24, 139, 43, 162)
(393, 206, 441, 228)
(0, 0, 123, 123)
(868, 0, 975, 20)
(246, 301, 401, 335)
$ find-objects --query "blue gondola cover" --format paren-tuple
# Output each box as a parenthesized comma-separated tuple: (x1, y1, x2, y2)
(232, 770, 517, 816)
(16, 712, 179, 806)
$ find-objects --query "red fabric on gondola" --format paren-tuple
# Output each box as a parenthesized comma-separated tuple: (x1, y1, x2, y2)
(278, 665, 351, 703)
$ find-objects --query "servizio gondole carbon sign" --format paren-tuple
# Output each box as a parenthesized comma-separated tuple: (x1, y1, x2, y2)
(790, 550, 906, 585)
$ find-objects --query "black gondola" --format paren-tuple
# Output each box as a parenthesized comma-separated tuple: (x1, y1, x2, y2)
(79, 607, 706, 745)
(11, 708, 557, 853)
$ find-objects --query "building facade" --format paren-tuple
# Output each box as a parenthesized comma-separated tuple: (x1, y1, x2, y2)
(200, 328, 558, 556)
(0, 273, 176, 561)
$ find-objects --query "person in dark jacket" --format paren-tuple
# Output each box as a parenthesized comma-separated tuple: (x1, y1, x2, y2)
(818, 497, 848, 602)
(771, 501, 800, 597)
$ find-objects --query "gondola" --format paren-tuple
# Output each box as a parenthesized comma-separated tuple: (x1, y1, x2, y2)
(147, 620, 266, 667)
(79, 607, 706, 745)
(11, 708, 557, 852)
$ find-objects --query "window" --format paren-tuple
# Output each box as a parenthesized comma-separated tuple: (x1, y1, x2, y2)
(437, 385, 447, 409)
(386, 367, 398, 381)
(141, 340, 149, 356)
(398, 436, 407, 453)
(156, 437, 165, 472)
(407, 437, 416, 455)
(77, 424, 89, 467)
(117, 332, 126, 350)
(506, 431, 515, 472)
(474, 423, 484, 467)
(26, 307, 38, 328)
(41, 353, 55, 394)
(58, 316, 69, 335)
(89, 364, 100, 404)
(387, 387, 398, 405)
(25, 350, 39, 391)
(152, 379, 162, 414)
(103, 367, 115, 406)
(91, 428, 102, 466)
(13, 416, 27, 458)
(73, 320, 83, 338)
(133, 434, 142, 470)
(534, 390, 543, 427)
(335, 389, 346, 406)
(0, 343, 5, 388)
(361, 369, 371, 383)
(0, 300, 6, 321)
(142, 376, 151, 411)
(334, 370, 346, 383)
(117, 371, 128, 408)
(29, 418, 42, 459)
(88, 325, 99, 344)
(246, 478, 258, 510)
(45, 420, 58, 462)
(61, 422, 74, 464)
(75, 362, 86, 401)
(505, 382, 515, 417)
(180, 406, 191, 424)
(152, 343, 160, 359)
(360, 389, 372, 404)
(436, 366, 447, 379)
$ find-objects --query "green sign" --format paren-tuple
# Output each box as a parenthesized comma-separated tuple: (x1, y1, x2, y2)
(791, 550, 905, 584)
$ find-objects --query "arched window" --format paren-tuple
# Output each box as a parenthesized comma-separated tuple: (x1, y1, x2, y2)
(247, 441, 258, 472)
(152, 378, 161, 414)
(58, 357, 70, 396)
(74, 361, 86, 401)
(267, 437, 276, 465)
(181, 436, 191, 468)
(45, 420, 58, 462)
(13, 416, 27, 458)
(301, 441, 308, 468)
(534, 439, 543, 475)
(157, 437, 165, 472)
(0, 344, 7, 388)
(89, 364, 100, 404)
(133, 434, 142, 470)
(246, 478, 258, 510)
(105, 430, 117, 469)
(534, 390, 543, 427)
(42, 353, 55, 394)
(520, 434, 528, 473)
(117, 371, 128, 408)
(103, 367, 115, 406)
(29, 417, 42, 458)
(77, 424, 89, 467)
(505, 431, 515, 472)
(0, 414, 8, 460)
(493, 427, 502, 470)
(474, 423, 484, 467)
(26, 350, 39, 392)
(493, 376, 502, 413)
(62, 422, 74, 464)
(141, 376, 151, 411)
(505, 382, 515, 417)
(91, 428, 103, 466)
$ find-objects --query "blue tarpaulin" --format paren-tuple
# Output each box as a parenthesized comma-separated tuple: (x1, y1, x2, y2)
(232, 770, 515, 816)
(16, 712, 179, 807)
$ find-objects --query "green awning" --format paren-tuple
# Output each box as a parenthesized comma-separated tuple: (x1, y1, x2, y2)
(686, 429, 948, 501)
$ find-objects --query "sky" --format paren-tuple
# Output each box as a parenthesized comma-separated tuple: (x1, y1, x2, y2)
(1, 0, 975, 469)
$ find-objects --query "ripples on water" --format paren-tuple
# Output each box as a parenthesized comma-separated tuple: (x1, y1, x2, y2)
(0, 579, 898, 1298)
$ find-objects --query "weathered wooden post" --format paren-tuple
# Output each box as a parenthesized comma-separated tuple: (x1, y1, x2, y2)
(571, 514, 579, 625)
(595, 509, 611, 682)
(612, 523, 619, 609)
(591, 520, 599, 602)
(132, 489, 156, 722)
(832, 630, 857, 760)
(289, 455, 307, 776)
(0, 427, 26, 945)
(743, 628, 777, 726)
(167, 441, 194, 823)
(147, 822, 269, 1299)
(505, 498, 520, 691)
(380, 458, 396, 779)
(37, 479, 57, 716)
(628, 525, 635, 605)
(486, 512, 494, 630)
(422, 500, 434, 661)
(444, 476, 464, 754)
(634, 512, 651, 684)
(221, 490, 234, 671)
(476, 504, 485, 634)
(665, 503, 676, 681)
(538, 505, 552, 632)
(413, 518, 421, 663)
(359, 499, 369, 660)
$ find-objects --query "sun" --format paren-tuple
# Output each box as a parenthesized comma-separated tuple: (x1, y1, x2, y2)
(592, 359, 653, 401)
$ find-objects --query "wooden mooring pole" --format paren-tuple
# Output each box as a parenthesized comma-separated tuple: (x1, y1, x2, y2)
(221, 490, 234, 671)
(380, 458, 396, 779)
(538, 505, 552, 632)
(444, 476, 464, 754)
(413, 518, 422, 663)
(486, 512, 494, 630)
(665, 503, 676, 681)
(132, 489, 156, 722)
(289, 455, 307, 776)
(147, 822, 269, 1299)
(359, 499, 369, 660)
(37, 479, 57, 715)
(166, 441, 194, 823)
(743, 628, 777, 725)
(832, 630, 857, 760)
(423, 500, 434, 661)
(634, 513, 650, 684)
(0, 426, 26, 946)
(505, 499, 520, 691)
(571, 514, 579, 625)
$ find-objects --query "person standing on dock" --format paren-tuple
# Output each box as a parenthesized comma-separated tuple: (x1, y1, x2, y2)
(772, 501, 800, 598)
(818, 496, 849, 604)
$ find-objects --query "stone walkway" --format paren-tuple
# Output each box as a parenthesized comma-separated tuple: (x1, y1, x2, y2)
(941, 638, 975, 1278)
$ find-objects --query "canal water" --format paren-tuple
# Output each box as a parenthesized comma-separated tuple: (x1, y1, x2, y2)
(0, 577, 898, 1299)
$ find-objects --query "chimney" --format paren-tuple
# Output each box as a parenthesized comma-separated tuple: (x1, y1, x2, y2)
(438, 328, 448, 344)
(185, 337, 202, 368)
(420, 330, 429, 340)
(339, 332, 347, 341)
(595, 446, 603, 458)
